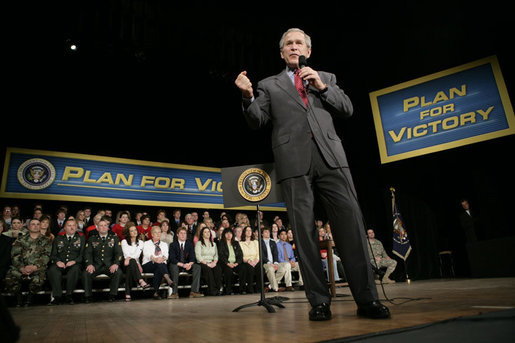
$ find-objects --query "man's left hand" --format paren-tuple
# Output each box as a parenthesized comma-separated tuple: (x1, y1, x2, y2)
(298, 67, 326, 90)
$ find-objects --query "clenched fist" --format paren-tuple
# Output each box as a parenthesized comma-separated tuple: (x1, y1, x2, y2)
(235, 71, 254, 99)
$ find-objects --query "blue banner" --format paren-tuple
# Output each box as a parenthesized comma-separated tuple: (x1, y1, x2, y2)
(370, 56, 515, 163)
(0, 148, 286, 211)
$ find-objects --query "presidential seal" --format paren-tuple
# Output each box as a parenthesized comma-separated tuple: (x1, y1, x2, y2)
(17, 158, 56, 190)
(237, 168, 272, 202)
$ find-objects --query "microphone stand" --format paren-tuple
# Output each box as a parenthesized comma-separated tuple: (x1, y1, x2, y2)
(232, 204, 287, 313)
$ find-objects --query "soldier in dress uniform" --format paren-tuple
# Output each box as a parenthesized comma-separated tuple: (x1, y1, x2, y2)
(47, 218, 85, 305)
(82, 217, 123, 302)
(4, 218, 51, 307)
(367, 229, 397, 284)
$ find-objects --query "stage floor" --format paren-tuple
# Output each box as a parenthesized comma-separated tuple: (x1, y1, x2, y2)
(8, 278, 515, 342)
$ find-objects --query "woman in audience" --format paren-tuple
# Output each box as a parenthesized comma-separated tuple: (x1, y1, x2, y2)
(121, 222, 150, 301)
(239, 225, 260, 293)
(159, 219, 174, 245)
(39, 215, 55, 242)
(195, 226, 222, 296)
(233, 225, 243, 242)
(217, 228, 245, 295)
(141, 226, 173, 299)
(75, 209, 87, 233)
(271, 222, 280, 243)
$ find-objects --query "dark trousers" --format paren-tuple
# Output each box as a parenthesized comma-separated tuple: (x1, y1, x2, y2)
(280, 139, 378, 307)
(169, 263, 201, 293)
(199, 263, 222, 295)
(48, 264, 81, 297)
(123, 259, 144, 295)
(142, 262, 169, 292)
(82, 265, 122, 297)
(239, 263, 261, 292)
(220, 264, 245, 293)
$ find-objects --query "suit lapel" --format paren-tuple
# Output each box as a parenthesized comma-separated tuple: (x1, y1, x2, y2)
(275, 70, 307, 110)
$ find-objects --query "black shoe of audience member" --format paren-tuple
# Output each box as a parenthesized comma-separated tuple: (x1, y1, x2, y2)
(48, 297, 61, 306)
(84, 296, 91, 304)
(24, 293, 33, 307)
(65, 295, 74, 305)
(108, 295, 117, 302)
(15, 294, 23, 307)
(356, 300, 391, 319)
(309, 302, 332, 321)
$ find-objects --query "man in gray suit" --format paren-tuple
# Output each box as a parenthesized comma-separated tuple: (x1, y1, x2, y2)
(235, 28, 390, 321)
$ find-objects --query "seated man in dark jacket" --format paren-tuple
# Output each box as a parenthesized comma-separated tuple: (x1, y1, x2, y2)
(48, 219, 85, 304)
(168, 227, 203, 298)
(82, 217, 122, 302)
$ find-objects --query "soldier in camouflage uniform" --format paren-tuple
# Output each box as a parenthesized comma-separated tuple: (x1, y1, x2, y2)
(82, 217, 123, 302)
(47, 218, 85, 305)
(367, 229, 397, 284)
(5, 218, 51, 306)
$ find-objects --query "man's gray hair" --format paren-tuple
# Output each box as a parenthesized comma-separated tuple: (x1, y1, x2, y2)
(279, 28, 312, 50)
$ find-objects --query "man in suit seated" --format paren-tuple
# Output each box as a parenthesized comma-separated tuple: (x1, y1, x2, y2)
(261, 227, 287, 292)
(82, 217, 123, 302)
(168, 227, 203, 298)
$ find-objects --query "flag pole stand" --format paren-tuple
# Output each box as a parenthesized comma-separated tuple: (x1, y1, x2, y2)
(403, 259, 411, 284)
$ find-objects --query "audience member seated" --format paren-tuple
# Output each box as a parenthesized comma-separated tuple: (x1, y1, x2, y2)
(239, 226, 260, 294)
(137, 214, 153, 240)
(121, 222, 151, 302)
(52, 208, 67, 236)
(261, 227, 287, 292)
(0, 218, 13, 287)
(141, 226, 173, 300)
(170, 209, 182, 233)
(233, 225, 243, 242)
(4, 218, 51, 307)
(112, 211, 130, 241)
(85, 214, 102, 240)
(82, 217, 123, 303)
(39, 215, 55, 242)
(168, 227, 203, 299)
(159, 219, 174, 245)
(367, 229, 397, 284)
(195, 226, 222, 296)
(318, 226, 340, 281)
(2, 217, 26, 239)
(276, 229, 302, 290)
(217, 228, 245, 295)
(48, 219, 85, 305)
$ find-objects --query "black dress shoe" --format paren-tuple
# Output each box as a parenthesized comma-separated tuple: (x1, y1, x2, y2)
(357, 300, 391, 319)
(65, 295, 74, 305)
(309, 303, 332, 321)
(48, 297, 61, 306)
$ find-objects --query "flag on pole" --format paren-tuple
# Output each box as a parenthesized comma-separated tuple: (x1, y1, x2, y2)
(390, 187, 412, 261)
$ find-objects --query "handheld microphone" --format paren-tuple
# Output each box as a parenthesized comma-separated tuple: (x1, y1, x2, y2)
(298, 55, 308, 69)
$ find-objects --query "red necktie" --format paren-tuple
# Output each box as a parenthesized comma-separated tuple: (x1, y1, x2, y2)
(294, 70, 308, 107)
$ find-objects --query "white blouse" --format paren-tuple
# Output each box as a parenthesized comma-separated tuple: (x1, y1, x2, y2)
(142, 239, 169, 265)
(121, 239, 144, 261)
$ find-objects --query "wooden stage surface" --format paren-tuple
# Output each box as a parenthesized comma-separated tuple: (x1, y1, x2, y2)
(8, 278, 515, 342)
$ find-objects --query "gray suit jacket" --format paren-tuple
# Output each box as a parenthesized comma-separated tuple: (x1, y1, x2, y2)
(243, 69, 354, 181)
